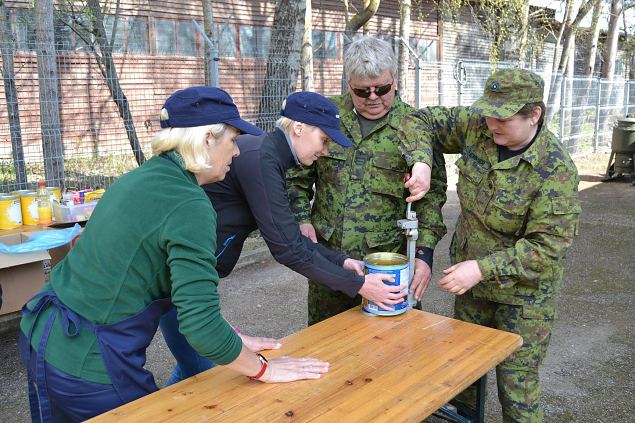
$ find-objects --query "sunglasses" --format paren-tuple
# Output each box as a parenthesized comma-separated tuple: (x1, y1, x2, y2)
(349, 82, 393, 98)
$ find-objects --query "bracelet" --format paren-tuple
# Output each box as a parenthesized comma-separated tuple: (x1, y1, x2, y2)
(247, 353, 268, 381)
(233, 327, 241, 334)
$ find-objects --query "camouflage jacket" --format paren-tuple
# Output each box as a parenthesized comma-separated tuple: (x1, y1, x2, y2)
(287, 94, 446, 260)
(417, 106, 581, 305)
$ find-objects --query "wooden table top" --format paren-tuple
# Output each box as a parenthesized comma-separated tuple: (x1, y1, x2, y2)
(89, 307, 522, 423)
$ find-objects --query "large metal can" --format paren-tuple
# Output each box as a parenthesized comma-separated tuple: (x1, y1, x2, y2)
(361, 252, 409, 316)
(0, 194, 22, 229)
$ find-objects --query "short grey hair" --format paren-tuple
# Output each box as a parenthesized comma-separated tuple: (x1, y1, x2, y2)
(343, 36, 397, 82)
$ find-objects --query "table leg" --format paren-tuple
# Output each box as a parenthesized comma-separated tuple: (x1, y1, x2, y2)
(432, 374, 486, 423)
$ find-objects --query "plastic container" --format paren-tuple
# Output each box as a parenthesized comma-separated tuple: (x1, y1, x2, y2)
(36, 182, 53, 225)
(52, 201, 98, 223)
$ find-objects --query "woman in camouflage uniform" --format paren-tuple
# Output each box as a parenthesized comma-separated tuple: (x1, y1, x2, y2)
(417, 68, 581, 422)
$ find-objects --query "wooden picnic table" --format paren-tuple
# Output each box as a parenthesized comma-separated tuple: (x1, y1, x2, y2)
(88, 307, 522, 423)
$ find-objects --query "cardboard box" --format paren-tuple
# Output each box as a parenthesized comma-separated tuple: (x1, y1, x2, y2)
(0, 227, 79, 315)
(0, 233, 50, 315)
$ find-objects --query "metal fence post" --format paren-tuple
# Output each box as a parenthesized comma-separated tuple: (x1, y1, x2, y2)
(193, 20, 219, 87)
(594, 77, 601, 153)
(559, 74, 566, 143)
(415, 58, 421, 108)
(625, 81, 631, 117)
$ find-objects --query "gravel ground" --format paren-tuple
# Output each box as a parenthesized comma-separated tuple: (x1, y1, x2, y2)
(1, 153, 633, 422)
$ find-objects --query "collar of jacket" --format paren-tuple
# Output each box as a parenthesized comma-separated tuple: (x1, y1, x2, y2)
(331, 93, 412, 144)
(478, 118, 551, 170)
(161, 150, 199, 185)
(269, 127, 299, 171)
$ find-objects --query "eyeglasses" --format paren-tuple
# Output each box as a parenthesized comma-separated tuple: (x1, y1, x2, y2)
(349, 81, 393, 98)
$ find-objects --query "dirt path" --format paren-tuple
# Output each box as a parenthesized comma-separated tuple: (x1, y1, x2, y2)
(1, 153, 633, 422)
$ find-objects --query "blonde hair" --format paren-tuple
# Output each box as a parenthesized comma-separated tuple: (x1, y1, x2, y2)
(275, 116, 295, 133)
(152, 108, 226, 173)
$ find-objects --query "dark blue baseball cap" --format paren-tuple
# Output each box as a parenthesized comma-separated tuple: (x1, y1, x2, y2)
(160, 86, 263, 136)
(280, 92, 353, 147)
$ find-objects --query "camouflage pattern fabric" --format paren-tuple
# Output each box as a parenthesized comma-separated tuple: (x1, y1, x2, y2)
(453, 293, 553, 423)
(287, 94, 446, 325)
(415, 104, 580, 422)
(470, 68, 545, 119)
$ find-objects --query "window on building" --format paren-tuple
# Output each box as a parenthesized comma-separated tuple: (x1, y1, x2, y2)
(312, 31, 339, 60)
(71, 14, 92, 52)
(239, 26, 270, 57)
(104, 15, 148, 54)
(126, 17, 148, 54)
(409, 38, 437, 63)
(177, 21, 197, 56)
(155, 19, 198, 56)
(155, 19, 176, 55)
(216, 23, 237, 57)
(15, 9, 36, 51)
(54, 16, 74, 51)
(103, 16, 126, 52)
(14, 9, 94, 53)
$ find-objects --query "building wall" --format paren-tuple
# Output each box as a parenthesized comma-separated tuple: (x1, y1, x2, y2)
(0, 0, 440, 168)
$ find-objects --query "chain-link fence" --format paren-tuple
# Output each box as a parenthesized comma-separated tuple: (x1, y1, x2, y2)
(1, 20, 633, 193)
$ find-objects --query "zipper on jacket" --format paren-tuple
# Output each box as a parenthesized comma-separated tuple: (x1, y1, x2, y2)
(215, 234, 236, 259)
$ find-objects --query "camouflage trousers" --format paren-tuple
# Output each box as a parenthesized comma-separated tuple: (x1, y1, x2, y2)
(308, 280, 363, 325)
(453, 292, 555, 423)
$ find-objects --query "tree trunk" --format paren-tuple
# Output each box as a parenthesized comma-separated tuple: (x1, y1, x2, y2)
(584, 0, 602, 76)
(0, 2, 27, 188)
(570, 0, 601, 141)
(35, 0, 65, 185)
(87, 0, 145, 166)
(601, 0, 621, 79)
(545, 0, 594, 125)
(397, 0, 411, 96)
(202, 0, 214, 86)
(518, 0, 530, 67)
(362, 0, 371, 36)
(341, 0, 380, 93)
(255, 0, 305, 132)
(301, 0, 313, 91)
(566, 31, 576, 152)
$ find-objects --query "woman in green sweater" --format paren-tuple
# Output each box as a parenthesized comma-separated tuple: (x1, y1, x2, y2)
(18, 87, 330, 423)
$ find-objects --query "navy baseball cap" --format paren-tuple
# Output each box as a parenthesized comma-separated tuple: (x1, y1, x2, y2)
(160, 86, 262, 136)
(280, 92, 353, 147)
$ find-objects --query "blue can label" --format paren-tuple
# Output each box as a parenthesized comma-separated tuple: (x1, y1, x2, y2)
(362, 253, 409, 316)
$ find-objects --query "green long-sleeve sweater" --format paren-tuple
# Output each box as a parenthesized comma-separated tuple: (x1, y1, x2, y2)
(20, 151, 242, 384)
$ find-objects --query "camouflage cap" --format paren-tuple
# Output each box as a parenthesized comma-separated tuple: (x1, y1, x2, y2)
(470, 68, 544, 119)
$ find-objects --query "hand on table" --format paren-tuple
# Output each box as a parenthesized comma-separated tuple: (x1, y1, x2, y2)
(260, 356, 330, 383)
(409, 258, 432, 302)
(404, 162, 431, 202)
(300, 223, 318, 243)
(239, 333, 281, 352)
(437, 260, 483, 295)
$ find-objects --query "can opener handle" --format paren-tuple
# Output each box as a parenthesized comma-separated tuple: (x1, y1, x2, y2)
(398, 173, 418, 308)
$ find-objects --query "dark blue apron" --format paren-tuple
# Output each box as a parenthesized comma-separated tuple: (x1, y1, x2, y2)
(19, 290, 173, 423)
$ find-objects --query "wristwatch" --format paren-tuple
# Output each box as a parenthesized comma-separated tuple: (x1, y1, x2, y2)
(247, 353, 268, 381)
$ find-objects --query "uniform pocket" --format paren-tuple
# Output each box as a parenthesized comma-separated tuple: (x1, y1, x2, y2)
(364, 230, 403, 252)
(456, 155, 485, 186)
(313, 214, 336, 242)
(551, 196, 581, 215)
(319, 151, 348, 185)
(486, 195, 532, 236)
(369, 155, 408, 198)
(522, 304, 555, 320)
